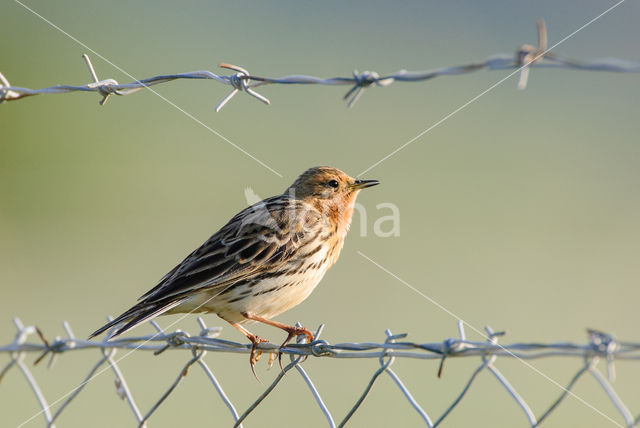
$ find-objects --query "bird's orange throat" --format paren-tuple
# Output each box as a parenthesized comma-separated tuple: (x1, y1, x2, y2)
(311, 193, 358, 236)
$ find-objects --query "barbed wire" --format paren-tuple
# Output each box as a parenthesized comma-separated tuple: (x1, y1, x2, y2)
(2, 316, 639, 428)
(1, 19, 639, 111)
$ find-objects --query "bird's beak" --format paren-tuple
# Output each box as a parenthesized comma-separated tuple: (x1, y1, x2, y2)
(349, 179, 380, 190)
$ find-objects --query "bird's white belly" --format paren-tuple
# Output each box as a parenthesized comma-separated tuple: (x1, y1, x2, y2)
(238, 268, 326, 320)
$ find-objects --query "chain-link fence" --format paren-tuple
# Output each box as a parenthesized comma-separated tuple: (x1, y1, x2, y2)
(3, 10, 639, 428)
(2, 317, 638, 428)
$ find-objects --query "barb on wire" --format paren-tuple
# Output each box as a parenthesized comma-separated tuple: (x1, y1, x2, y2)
(81, 53, 127, 105)
(2, 317, 640, 428)
(342, 70, 394, 108)
(215, 63, 270, 112)
(2, 19, 639, 110)
(516, 18, 552, 89)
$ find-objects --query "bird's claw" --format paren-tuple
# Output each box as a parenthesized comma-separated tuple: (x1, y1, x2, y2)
(249, 336, 269, 380)
(267, 351, 276, 369)
(278, 326, 314, 372)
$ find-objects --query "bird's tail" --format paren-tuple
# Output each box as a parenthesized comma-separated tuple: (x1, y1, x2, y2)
(88, 298, 184, 340)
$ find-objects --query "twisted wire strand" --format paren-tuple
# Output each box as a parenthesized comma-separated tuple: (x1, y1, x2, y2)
(2, 317, 639, 428)
(1, 20, 639, 110)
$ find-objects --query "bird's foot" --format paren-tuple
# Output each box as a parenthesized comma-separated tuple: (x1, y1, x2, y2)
(278, 326, 314, 371)
(267, 351, 277, 369)
(249, 336, 269, 380)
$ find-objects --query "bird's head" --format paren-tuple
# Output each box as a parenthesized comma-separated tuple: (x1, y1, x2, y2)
(286, 166, 379, 225)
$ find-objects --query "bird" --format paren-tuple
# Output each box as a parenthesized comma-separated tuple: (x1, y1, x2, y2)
(90, 166, 379, 374)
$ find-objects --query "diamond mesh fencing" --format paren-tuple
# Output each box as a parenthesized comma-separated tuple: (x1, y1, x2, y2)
(2, 317, 638, 428)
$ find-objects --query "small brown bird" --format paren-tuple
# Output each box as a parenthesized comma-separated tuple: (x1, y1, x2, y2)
(90, 166, 378, 372)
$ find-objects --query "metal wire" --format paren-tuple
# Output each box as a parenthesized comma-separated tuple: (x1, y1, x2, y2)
(1, 19, 639, 110)
(2, 316, 639, 428)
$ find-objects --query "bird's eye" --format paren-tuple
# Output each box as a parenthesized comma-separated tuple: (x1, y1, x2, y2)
(327, 179, 339, 189)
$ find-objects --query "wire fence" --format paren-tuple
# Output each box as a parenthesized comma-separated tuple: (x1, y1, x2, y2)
(2, 14, 639, 428)
(2, 316, 639, 428)
(1, 19, 639, 111)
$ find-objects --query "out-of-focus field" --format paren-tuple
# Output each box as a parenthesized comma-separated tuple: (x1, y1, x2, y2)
(1, 1, 639, 427)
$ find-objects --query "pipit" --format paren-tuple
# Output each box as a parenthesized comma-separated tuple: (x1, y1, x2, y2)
(90, 166, 379, 373)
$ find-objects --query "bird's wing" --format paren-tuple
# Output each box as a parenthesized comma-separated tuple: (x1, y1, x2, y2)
(89, 197, 323, 339)
(138, 196, 323, 303)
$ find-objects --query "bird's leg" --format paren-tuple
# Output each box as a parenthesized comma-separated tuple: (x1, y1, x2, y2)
(241, 312, 314, 371)
(222, 318, 268, 379)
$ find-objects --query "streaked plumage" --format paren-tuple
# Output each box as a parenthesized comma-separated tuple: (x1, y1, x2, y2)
(90, 166, 378, 371)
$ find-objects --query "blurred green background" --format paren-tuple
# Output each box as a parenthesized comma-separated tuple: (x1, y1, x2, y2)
(2, 0, 639, 426)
